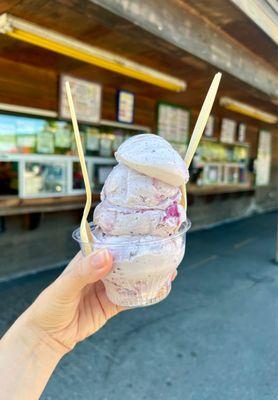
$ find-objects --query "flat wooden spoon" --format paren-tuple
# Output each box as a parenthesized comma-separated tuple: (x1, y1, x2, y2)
(181, 72, 222, 210)
(65, 81, 93, 256)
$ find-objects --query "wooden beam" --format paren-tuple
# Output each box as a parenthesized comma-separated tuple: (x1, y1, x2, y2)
(230, 0, 278, 44)
(90, 0, 278, 98)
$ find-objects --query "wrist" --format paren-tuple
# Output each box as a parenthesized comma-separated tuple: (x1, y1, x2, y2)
(3, 310, 68, 360)
(0, 311, 66, 400)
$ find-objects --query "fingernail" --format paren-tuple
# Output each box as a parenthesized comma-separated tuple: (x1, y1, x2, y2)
(90, 249, 109, 269)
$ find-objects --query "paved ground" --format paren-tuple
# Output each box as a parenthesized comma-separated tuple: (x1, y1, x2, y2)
(0, 212, 278, 400)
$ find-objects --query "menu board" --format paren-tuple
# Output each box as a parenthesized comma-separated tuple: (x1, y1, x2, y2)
(220, 118, 237, 143)
(238, 123, 246, 143)
(60, 75, 102, 123)
(204, 115, 214, 138)
(117, 90, 135, 123)
(256, 130, 272, 186)
(157, 102, 190, 143)
(86, 128, 100, 152)
(0, 114, 45, 153)
(37, 131, 54, 154)
(17, 135, 36, 151)
(54, 122, 71, 149)
(99, 135, 113, 157)
(0, 132, 16, 152)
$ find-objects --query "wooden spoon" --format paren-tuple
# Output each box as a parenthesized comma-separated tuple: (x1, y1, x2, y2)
(65, 81, 93, 256)
(181, 72, 222, 210)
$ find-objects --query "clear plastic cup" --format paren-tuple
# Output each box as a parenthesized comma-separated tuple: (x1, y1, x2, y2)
(72, 220, 191, 307)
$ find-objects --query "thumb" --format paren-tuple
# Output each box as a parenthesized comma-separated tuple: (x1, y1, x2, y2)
(54, 249, 113, 298)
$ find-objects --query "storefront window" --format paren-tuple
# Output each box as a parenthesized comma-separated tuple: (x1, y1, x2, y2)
(23, 161, 67, 197)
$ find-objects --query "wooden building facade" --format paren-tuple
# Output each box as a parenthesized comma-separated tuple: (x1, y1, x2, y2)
(0, 0, 277, 278)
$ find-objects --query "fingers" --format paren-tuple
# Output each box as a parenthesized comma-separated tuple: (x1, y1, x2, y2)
(53, 249, 113, 298)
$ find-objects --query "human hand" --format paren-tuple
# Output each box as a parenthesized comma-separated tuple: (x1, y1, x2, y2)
(0, 249, 124, 400)
(0, 250, 177, 400)
(22, 249, 124, 354)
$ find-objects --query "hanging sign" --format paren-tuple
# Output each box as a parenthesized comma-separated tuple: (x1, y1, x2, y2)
(117, 90, 135, 123)
(157, 102, 190, 143)
(204, 115, 214, 138)
(60, 75, 102, 124)
(238, 123, 246, 143)
(220, 118, 237, 143)
(256, 130, 271, 186)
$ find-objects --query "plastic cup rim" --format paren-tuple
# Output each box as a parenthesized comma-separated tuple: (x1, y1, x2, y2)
(72, 219, 191, 247)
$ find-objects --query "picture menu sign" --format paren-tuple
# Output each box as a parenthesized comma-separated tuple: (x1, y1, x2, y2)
(238, 123, 246, 143)
(256, 130, 271, 186)
(60, 75, 102, 124)
(117, 90, 135, 123)
(220, 118, 237, 143)
(204, 115, 214, 138)
(37, 131, 54, 154)
(157, 102, 190, 143)
(0, 114, 46, 153)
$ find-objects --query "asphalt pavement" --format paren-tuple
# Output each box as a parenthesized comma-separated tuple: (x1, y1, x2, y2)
(0, 211, 277, 400)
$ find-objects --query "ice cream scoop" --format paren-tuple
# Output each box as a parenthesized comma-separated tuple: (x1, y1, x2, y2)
(94, 162, 187, 236)
(94, 198, 186, 236)
(100, 163, 181, 209)
(115, 134, 189, 187)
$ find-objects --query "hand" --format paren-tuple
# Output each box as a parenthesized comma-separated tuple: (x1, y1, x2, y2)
(0, 249, 175, 400)
(22, 249, 124, 354)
